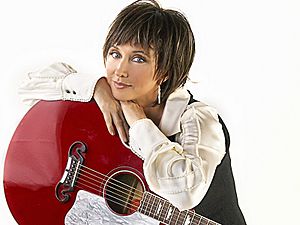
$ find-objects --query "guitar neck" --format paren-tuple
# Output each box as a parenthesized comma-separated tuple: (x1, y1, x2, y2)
(138, 191, 220, 225)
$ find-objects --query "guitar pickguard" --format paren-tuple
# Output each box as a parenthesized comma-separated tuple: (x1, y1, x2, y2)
(65, 190, 159, 225)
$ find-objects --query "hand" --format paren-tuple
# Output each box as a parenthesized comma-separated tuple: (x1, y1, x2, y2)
(93, 77, 129, 142)
(120, 101, 147, 126)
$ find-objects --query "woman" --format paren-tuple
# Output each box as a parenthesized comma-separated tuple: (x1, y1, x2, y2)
(19, 0, 246, 224)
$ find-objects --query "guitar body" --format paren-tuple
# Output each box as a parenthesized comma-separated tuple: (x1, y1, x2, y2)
(3, 100, 147, 225)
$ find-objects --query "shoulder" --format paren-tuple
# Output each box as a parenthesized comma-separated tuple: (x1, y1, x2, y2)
(181, 100, 220, 124)
(181, 100, 224, 140)
(178, 100, 226, 155)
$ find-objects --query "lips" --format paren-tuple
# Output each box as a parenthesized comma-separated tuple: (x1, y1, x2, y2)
(113, 81, 132, 89)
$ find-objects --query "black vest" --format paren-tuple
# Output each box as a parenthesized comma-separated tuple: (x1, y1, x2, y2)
(168, 92, 246, 225)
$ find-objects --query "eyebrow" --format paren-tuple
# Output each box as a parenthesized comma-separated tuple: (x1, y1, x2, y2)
(111, 45, 150, 57)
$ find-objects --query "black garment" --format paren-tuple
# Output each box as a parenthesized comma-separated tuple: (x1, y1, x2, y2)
(168, 92, 246, 225)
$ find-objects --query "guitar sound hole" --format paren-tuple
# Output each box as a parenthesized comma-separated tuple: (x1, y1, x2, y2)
(104, 170, 144, 216)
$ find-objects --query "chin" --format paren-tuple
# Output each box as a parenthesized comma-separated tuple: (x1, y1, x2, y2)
(114, 96, 128, 101)
(112, 92, 131, 102)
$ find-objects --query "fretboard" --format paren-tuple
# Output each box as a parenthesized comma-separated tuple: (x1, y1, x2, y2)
(138, 191, 220, 225)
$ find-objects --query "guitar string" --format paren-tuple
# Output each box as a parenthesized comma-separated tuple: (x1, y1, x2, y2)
(75, 172, 152, 213)
(78, 166, 216, 225)
(76, 178, 169, 223)
(79, 163, 145, 197)
(76, 175, 215, 225)
(77, 172, 142, 206)
(77, 163, 214, 225)
(65, 159, 146, 213)
(76, 180, 140, 213)
(70, 165, 215, 225)
(78, 176, 216, 225)
(75, 169, 192, 224)
(76, 178, 170, 222)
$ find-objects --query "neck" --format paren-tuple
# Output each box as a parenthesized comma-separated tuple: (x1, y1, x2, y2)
(143, 103, 165, 127)
(134, 87, 159, 108)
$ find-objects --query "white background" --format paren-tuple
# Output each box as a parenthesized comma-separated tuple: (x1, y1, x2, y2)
(0, 0, 299, 224)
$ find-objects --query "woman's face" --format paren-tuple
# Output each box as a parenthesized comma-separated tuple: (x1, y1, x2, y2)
(105, 43, 158, 107)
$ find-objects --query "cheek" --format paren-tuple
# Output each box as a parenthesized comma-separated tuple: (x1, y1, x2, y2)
(132, 67, 152, 82)
(105, 62, 113, 74)
(105, 57, 116, 73)
(105, 64, 114, 80)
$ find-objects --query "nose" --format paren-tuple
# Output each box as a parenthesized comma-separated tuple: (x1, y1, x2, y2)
(115, 59, 128, 78)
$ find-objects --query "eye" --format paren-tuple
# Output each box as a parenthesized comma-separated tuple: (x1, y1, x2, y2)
(132, 56, 146, 63)
(109, 51, 121, 59)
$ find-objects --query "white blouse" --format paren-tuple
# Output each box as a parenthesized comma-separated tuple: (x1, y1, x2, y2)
(19, 62, 226, 211)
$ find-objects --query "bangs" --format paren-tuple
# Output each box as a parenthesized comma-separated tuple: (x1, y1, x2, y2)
(103, 3, 166, 61)
(109, 20, 163, 53)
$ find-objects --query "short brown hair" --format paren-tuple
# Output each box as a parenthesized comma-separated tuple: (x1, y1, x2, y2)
(103, 0, 195, 104)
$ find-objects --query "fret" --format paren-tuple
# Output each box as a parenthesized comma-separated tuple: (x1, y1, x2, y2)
(138, 192, 145, 214)
(147, 193, 155, 217)
(170, 209, 192, 225)
(189, 210, 195, 225)
(139, 192, 150, 216)
(171, 208, 180, 225)
(174, 210, 188, 225)
(181, 210, 190, 225)
(148, 193, 161, 220)
(138, 192, 220, 225)
(190, 213, 219, 225)
(158, 198, 166, 221)
(160, 199, 171, 223)
(164, 202, 173, 224)
(190, 213, 201, 224)
(139, 192, 166, 222)
(171, 207, 177, 220)
(146, 193, 153, 216)
(170, 208, 191, 225)
(200, 216, 218, 225)
(155, 198, 163, 217)
(153, 196, 164, 221)
(208, 218, 219, 225)
(199, 216, 210, 225)
(146, 192, 152, 216)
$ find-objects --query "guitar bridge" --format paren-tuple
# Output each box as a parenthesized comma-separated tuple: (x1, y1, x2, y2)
(55, 141, 87, 202)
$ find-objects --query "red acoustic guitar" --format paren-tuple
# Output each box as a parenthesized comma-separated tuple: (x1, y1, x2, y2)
(3, 100, 220, 225)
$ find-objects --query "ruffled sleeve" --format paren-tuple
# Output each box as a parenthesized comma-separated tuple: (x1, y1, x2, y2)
(129, 102, 226, 210)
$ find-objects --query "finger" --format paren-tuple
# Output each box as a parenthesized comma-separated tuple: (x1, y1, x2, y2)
(113, 114, 127, 142)
(102, 111, 115, 136)
(118, 125, 128, 143)
(124, 120, 129, 141)
(112, 113, 128, 142)
(118, 111, 129, 142)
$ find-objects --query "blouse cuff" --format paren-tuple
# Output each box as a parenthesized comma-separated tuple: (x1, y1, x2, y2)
(129, 119, 170, 159)
(18, 62, 102, 106)
(62, 72, 100, 102)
